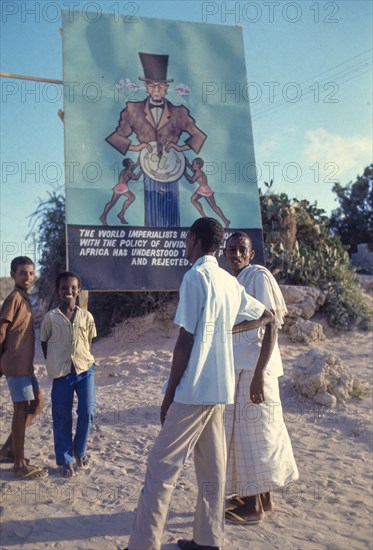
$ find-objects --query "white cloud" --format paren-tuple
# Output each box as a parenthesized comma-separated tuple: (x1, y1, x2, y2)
(256, 126, 296, 155)
(304, 128, 372, 183)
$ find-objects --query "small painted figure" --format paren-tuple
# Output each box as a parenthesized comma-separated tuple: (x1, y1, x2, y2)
(99, 159, 142, 226)
(184, 157, 230, 228)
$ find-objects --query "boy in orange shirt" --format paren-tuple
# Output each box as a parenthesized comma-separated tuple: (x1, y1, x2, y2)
(0, 256, 47, 478)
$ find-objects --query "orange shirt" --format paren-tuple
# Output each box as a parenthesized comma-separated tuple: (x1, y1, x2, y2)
(0, 288, 35, 376)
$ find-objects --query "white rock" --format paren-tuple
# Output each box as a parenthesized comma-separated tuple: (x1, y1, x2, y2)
(288, 319, 325, 344)
(313, 391, 337, 407)
(292, 349, 357, 405)
(285, 304, 303, 318)
(280, 285, 327, 334)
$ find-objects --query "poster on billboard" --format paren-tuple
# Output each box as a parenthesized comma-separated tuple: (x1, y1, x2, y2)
(63, 11, 264, 290)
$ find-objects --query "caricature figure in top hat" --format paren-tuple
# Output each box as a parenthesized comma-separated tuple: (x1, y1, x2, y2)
(106, 52, 207, 227)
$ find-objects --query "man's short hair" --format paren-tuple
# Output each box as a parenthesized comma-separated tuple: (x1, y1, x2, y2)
(10, 256, 35, 273)
(226, 231, 252, 248)
(55, 271, 81, 290)
(190, 217, 224, 254)
(194, 157, 204, 168)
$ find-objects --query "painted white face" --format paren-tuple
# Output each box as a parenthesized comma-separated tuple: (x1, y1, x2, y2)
(145, 81, 168, 101)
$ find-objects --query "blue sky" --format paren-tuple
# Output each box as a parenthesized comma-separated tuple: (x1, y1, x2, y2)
(1, 0, 372, 276)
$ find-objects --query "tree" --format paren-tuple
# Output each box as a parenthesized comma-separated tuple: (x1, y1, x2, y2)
(28, 190, 173, 335)
(28, 188, 66, 310)
(329, 164, 373, 253)
(260, 184, 372, 330)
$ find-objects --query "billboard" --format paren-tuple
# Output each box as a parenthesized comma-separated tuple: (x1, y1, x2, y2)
(63, 11, 264, 290)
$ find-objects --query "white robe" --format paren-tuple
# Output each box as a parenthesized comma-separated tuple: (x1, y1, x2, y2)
(225, 264, 299, 495)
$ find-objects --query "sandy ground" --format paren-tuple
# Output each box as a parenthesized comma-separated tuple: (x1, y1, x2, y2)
(0, 304, 372, 550)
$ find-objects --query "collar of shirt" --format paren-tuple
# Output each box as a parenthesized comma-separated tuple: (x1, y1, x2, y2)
(193, 255, 218, 268)
(149, 101, 165, 108)
(14, 287, 30, 301)
(54, 305, 82, 319)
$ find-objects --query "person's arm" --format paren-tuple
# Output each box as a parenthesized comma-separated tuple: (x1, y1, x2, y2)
(0, 320, 10, 376)
(88, 313, 97, 341)
(184, 166, 199, 184)
(0, 294, 18, 365)
(41, 341, 48, 360)
(164, 142, 191, 153)
(249, 321, 277, 403)
(128, 142, 152, 152)
(184, 170, 195, 184)
(40, 314, 51, 361)
(0, 320, 10, 355)
(246, 271, 283, 402)
(183, 159, 193, 182)
(160, 327, 194, 425)
(131, 167, 143, 180)
(232, 308, 274, 333)
(185, 157, 193, 170)
(233, 307, 276, 403)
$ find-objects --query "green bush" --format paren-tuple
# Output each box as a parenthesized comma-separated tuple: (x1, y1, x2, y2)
(27, 190, 66, 310)
(260, 185, 373, 331)
(329, 164, 373, 255)
(29, 184, 372, 335)
(323, 274, 373, 331)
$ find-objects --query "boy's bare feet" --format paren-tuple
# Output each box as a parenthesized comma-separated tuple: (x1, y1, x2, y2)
(76, 455, 89, 469)
(13, 464, 48, 479)
(61, 464, 76, 478)
(117, 214, 128, 224)
(99, 215, 107, 226)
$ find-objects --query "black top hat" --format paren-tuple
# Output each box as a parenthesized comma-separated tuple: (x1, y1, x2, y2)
(138, 52, 174, 83)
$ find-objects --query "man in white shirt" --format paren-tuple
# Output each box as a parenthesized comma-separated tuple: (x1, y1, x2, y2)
(126, 218, 274, 550)
(224, 232, 299, 525)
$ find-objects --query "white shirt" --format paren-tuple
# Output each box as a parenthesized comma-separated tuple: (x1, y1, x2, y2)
(233, 265, 288, 377)
(173, 256, 265, 405)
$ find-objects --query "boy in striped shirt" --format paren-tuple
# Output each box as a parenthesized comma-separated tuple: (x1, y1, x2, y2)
(40, 271, 96, 478)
